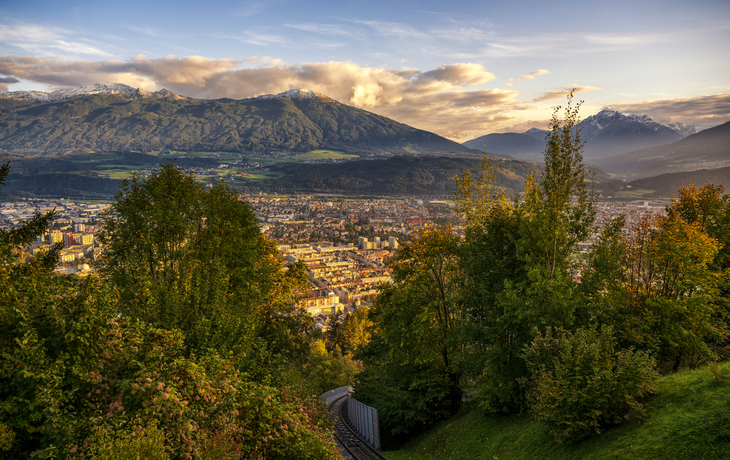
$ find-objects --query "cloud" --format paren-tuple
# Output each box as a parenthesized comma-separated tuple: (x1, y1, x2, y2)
(284, 23, 360, 38)
(532, 85, 601, 103)
(0, 23, 114, 58)
(0, 76, 20, 92)
(0, 54, 526, 139)
(0, 55, 237, 91)
(609, 94, 730, 129)
(521, 69, 549, 80)
(235, 31, 289, 46)
(235, 0, 275, 17)
(583, 34, 657, 46)
(350, 20, 427, 39)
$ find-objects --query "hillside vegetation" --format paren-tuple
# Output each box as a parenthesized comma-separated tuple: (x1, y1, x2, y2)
(353, 95, 730, 455)
(595, 121, 730, 179)
(383, 362, 730, 460)
(0, 92, 471, 155)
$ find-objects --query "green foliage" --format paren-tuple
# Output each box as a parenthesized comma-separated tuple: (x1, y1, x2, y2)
(0, 423, 15, 451)
(0, 163, 339, 459)
(300, 340, 361, 397)
(96, 163, 311, 374)
(356, 228, 463, 438)
(585, 211, 724, 369)
(522, 326, 659, 443)
(325, 307, 372, 356)
(383, 363, 730, 459)
(86, 422, 170, 460)
(0, 267, 338, 459)
(455, 93, 597, 414)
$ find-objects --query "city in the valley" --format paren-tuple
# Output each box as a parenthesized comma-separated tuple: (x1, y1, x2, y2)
(1, 194, 670, 330)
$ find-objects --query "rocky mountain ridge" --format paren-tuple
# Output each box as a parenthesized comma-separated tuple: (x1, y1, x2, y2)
(0, 83, 472, 155)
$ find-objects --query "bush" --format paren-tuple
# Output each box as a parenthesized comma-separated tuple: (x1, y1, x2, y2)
(86, 422, 170, 460)
(522, 326, 659, 442)
(0, 269, 338, 459)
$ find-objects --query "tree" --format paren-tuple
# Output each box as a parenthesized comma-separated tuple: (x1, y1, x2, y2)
(0, 162, 61, 269)
(326, 306, 373, 356)
(665, 182, 730, 360)
(455, 92, 597, 413)
(587, 212, 723, 370)
(356, 228, 463, 438)
(301, 340, 362, 396)
(0, 163, 339, 459)
(97, 163, 309, 373)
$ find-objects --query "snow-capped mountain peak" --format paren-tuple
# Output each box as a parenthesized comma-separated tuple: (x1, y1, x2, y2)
(580, 108, 695, 138)
(522, 127, 548, 141)
(254, 88, 327, 100)
(666, 122, 697, 137)
(0, 83, 138, 102)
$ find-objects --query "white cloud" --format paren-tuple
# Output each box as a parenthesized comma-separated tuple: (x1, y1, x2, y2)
(531, 85, 601, 103)
(284, 23, 360, 38)
(0, 22, 114, 58)
(0, 55, 524, 139)
(521, 69, 549, 80)
(609, 94, 730, 128)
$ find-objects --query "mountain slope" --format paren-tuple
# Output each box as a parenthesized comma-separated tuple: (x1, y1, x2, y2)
(594, 120, 730, 179)
(625, 165, 730, 197)
(0, 85, 472, 155)
(462, 133, 545, 161)
(578, 109, 689, 160)
(462, 110, 696, 162)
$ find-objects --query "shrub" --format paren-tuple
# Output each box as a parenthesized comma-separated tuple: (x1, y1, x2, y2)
(0, 270, 339, 459)
(522, 325, 659, 442)
(86, 422, 170, 460)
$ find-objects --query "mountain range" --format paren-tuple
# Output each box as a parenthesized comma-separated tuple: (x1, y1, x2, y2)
(2, 83, 728, 196)
(0, 84, 472, 156)
(463, 109, 697, 162)
(594, 120, 730, 179)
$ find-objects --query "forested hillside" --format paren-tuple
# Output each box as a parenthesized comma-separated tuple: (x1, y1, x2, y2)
(0, 90, 472, 155)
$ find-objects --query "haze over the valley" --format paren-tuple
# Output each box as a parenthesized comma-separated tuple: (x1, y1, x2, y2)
(1, 0, 729, 142)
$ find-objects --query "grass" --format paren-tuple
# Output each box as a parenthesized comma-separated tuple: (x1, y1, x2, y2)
(302, 150, 358, 160)
(233, 170, 286, 181)
(250, 150, 359, 165)
(382, 362, 730, 460)
(98, 170, 133, 179)
(617, 189, 656, 197)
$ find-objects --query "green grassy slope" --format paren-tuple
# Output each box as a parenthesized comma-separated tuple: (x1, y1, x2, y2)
(383, 362, 730, 460)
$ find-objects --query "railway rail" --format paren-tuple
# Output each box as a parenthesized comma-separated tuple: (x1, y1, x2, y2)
(329, 394, 388, 460)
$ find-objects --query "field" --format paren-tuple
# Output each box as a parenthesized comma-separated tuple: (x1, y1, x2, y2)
(617, 189, 656, 197)
(299, 150, 358, 160)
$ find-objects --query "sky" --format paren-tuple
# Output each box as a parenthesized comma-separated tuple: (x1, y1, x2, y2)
(1, 0, 729, 141)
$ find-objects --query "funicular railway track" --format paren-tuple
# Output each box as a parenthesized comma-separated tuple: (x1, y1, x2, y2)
(330, 394, 388, 460)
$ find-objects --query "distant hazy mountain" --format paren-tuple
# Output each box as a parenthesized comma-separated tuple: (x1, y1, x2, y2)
(462, 132, 545, 161)
(594, 120, 730, 179)
(521, 128, 548, 141)
(625, 164, 730, 197)
(0, 84, 472, 155)
(579, 109, 694, 160)
(462, 109, 696, 162)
